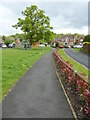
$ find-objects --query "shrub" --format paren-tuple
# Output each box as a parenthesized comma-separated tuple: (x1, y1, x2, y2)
(53, 50, 90, 116)
(5, 40, 12, 46)
(83, 35, 90, 42)
(83, 42, 90, 45)
(2, 35, 6, 41)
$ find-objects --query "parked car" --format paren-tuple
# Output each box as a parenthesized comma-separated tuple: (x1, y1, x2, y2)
(73, 44, 83, 48)
(39, 44, 45, 47)
(65, 44, 70, 48)
(8, 44, 13, 48)
(64, 42, 70, 48)
(59, 45, 63, 49)
(2, 44, 7, 48)
(8, 43, 15, 48)
(0, 42, 4, 47)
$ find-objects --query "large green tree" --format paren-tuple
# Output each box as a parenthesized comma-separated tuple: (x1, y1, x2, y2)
(13, 5, 53, 44)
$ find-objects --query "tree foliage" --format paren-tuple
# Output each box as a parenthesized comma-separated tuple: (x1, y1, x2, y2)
(12, 5, 53, 44)
(83, 35, 90, 42)
(2, 35, 6, 41)
(5, 40, 12, 46)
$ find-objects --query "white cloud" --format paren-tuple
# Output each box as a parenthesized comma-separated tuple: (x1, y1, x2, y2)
(0, 4, 22, 35)
(0, 2, 88, 35)
(53, 26, 88, 35)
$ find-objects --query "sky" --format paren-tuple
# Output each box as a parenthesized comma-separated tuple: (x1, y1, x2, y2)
(0, 0, 89, 36)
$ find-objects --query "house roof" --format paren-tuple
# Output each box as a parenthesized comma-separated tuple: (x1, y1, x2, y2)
(53, 34, 77, 43)
(78, 36, 84, 39)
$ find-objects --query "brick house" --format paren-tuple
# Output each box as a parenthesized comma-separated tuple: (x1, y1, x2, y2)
(58, 34, 76, 46)
(53, 34, 84, 46)
(78, 36, 84, 44)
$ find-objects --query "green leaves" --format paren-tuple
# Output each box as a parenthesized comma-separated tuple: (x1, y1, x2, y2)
(12, 5, 53, 44)
(83, 35, 90, 42)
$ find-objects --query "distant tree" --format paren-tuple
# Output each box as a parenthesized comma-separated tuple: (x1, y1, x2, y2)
(59, 33, 63, 36)
(12, 5, 53, 45)
(83, 35, 90, 42)
(2, 35, 6, 41)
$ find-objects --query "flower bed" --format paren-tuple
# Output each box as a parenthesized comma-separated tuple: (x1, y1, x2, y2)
(53, 50, 90, 119)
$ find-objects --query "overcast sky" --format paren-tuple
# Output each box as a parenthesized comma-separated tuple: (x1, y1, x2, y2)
(0, 0, 89, 36)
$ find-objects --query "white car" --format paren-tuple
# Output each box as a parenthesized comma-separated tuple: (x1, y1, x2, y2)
(2, 44, 7, 48)
(8, 44, 13, 48)
(73, 45, 83, 48)
(39, 44, 45, 47)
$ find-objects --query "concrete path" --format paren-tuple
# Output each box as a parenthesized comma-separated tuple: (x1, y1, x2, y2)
(64, 48, 90, 69)
(2, 52, 73, 118)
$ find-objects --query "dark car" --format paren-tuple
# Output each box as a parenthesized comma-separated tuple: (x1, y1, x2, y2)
(65, 43, 70, 48)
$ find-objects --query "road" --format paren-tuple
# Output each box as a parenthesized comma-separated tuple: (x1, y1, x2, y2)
(64, 48, 90, 69)
(2, 52, 73, 118)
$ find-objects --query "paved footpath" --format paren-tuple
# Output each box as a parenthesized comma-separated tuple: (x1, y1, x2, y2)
(2, 52, 73, 118)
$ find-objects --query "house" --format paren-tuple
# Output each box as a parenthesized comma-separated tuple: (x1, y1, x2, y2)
(53, 34, 84, 47)
(58, 34, 76, 46)
(78, 36, 84, 44)
(0, 37, 4, 47)
(52, 38, 58, 46)
(68, 35, 76, 46)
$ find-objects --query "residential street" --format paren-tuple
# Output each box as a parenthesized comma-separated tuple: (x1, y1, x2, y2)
(64, 48, 90, 69)
(2, 52, 73, 118)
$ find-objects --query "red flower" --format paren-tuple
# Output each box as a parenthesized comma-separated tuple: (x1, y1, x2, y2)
(85, 106, 90, 115)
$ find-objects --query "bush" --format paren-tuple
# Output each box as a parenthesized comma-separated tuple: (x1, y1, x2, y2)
(5, 40, 12, 46)
(2, 35, 6, 41)
(83, 42, 90, 45)
(53, 50, 90, 116)
(83, 35, 90, 42)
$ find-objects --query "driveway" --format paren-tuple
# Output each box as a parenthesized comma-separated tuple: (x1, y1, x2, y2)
(64, 48, 90, 69)
(2, 52, 73, 118)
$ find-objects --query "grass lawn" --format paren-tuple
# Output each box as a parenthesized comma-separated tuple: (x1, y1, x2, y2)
(73, 48, 82, 52)
(58, 49, 88, 77)
(2, 47, 52, 99)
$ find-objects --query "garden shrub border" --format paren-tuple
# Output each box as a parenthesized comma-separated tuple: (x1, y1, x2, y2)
(53, 50, 90, 119)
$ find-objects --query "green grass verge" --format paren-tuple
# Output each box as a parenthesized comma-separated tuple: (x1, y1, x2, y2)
(2, 47, 52, 99)
(58, 49, 88, 77)
(73, 48, 81, 52)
